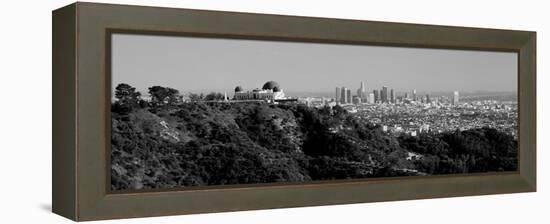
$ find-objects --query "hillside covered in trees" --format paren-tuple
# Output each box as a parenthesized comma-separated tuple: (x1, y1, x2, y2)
(110, 84, 517, 190)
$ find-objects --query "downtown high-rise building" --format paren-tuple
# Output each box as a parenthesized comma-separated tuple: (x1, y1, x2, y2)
(381, 86, 389, 103)
(346, 88, 352, 104)
(373, 89, 380, 103)
(340, 87, 348, 104)
(357, 81, 367, 99)
(368, 93, 375, 104)
(453, 91, 460, 105)
(390, 89, 395, 103)
(412, 89, 417, 101)
(335, 87, 341, 104)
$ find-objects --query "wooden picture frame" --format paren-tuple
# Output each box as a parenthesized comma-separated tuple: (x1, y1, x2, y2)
(53, 2, 536, 221)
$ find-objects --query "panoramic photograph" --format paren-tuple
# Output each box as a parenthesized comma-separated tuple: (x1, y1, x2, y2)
(110, 33, 518, 191)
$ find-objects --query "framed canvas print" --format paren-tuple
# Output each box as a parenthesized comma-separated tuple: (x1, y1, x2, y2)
(52, 2, 536, 221)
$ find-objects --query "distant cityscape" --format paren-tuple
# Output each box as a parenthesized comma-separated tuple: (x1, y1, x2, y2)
(297, 81, 517, 139)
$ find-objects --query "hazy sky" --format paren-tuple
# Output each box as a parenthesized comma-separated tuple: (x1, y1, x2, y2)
(112, 33, 517, 95)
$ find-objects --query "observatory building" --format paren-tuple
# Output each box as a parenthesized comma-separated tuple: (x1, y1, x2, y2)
(233, 81, 287, 101)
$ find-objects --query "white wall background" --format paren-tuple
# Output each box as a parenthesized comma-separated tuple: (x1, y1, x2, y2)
(0, 0, 547, 223)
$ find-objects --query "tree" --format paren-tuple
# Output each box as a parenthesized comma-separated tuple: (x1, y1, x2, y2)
(204, 92, 225, 101)
(113, 83, 141, 114)
(188, 93, 205, 102)
(332, 104, 347, 119)
(115, 83, 141, 106)
(148, 86, 180, 106)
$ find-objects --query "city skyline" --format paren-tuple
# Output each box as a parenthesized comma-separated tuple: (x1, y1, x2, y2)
(112, 33, 518, 95)
(334, 81, 460, 105)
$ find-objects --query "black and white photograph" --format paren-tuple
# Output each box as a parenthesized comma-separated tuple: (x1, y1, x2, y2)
(110, 33, 518, 191)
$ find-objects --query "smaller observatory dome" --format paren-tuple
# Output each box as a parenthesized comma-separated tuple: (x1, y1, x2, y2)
(272, 86, 281, 92)
(234, 86, 243, 92)
(262, 81, 280, 90)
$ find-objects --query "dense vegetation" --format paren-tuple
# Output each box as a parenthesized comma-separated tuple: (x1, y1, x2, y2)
(110, 84, 517, 190)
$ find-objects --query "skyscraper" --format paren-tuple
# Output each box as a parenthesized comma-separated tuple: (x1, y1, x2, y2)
(426, 94, 431, 103)
(368, 93, 375, 104)
(453, 91, 459, 105)
(412, 89, 417, 101)
(381, 86, 389, 103)
(390, 89, 395, 103)
(346, 88, 352, 104)
(357, 81, 367, 99)
(341, 87, 347, 104)
(335, 87, 341, 104)
(373, 90, 379, 103)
